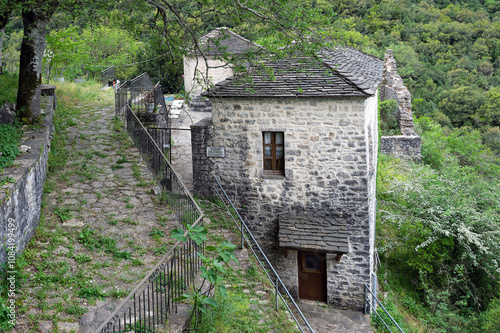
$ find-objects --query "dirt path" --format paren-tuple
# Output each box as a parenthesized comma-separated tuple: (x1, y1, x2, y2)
(12, 100, 181, 333)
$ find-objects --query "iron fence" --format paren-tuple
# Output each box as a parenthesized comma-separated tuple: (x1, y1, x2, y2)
(115, 73, 171, 162)
(129, 72, 153, 103)
(115, 80, 129, 118)
(97, 100, 203, 333)
(212, 176, 314, 333)
(365, 284, 405, 333)
(125, 107, 192, 222)
(96, 237, 204, 333)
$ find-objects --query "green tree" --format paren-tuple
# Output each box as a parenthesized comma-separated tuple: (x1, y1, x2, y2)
(475, 86, 500, 127)
(438, 85, 484, 127)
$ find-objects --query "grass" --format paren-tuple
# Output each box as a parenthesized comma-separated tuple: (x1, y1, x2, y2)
(186, 197, 300, 332)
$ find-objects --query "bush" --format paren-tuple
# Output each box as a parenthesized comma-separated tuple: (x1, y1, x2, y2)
(482, 299, 500, 331)
(379, 99, 400, 136)
(378, 159, 500, 313)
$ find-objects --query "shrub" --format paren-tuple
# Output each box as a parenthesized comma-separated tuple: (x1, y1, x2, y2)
(379, 99, 400, 136)
(378, 163, 500, 312)
(482, 299, 500, 331)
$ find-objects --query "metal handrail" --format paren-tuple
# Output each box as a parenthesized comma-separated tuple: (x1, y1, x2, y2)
(364, 284, 404, 333)
(96, 103, 203, 333)
(213, 176, 314, 333)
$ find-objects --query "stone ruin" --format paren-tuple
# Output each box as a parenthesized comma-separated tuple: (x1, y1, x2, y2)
(379, 49, 421, 161)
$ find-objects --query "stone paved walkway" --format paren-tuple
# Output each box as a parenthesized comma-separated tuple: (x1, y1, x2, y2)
(13, 97, 182, 333)
(298, 301, 373, 333)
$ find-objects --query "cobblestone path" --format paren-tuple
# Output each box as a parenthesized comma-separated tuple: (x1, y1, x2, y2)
(13, 98, 181, 333)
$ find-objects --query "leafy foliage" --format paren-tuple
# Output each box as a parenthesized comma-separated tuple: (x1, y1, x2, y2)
(0, 74, 18, 104)
(331, 0, 500, 152)
(379, 99, 399, 136)
(378, 117, 500, 331)
(0, 124, 22, 170)
(171, 223, 237, 329)
(45, 25, 142, 81)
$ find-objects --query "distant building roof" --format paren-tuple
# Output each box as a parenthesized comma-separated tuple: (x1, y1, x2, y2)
(279, 215, 349, 254)
(191, 27, 263, 56)
(202, 47, 384, 98)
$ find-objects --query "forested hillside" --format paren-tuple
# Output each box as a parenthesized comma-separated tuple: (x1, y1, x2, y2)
(1, 0, 500, 332)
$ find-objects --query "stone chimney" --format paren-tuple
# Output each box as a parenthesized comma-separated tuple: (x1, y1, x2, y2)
(380, 49, 416, 136)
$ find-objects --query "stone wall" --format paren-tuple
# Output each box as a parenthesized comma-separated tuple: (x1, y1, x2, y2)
(0, 96, 54, 265)
(191, 116, 214, 197)
(200, 95, 377, 310)
(380, 135, 422, 162)
(379, 49, 414, 134)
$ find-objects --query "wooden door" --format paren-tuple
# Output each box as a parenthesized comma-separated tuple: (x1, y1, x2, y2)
(298, 251, 327, 302)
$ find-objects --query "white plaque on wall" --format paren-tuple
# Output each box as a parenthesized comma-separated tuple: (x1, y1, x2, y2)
(206, 147, 225, 158)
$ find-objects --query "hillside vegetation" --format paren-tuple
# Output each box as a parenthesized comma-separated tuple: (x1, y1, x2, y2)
(328, 1, 500, 332)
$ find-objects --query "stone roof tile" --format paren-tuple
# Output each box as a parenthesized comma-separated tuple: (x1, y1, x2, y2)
(321, 46, 384, 94)
(203, 46, 383, 98)
(194, 27, 263, 56)
(278, 215, 349, 254)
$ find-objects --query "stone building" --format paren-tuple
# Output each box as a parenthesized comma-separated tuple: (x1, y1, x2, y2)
(183, 27, 262, 112)
(191, 46, 384, 310)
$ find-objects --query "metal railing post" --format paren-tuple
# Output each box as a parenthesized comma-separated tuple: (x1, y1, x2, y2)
(275, 276, 279, 311)
(364, 284, 368, 315)
(364, 284, 405, 333)
(241, 219, 244, 249)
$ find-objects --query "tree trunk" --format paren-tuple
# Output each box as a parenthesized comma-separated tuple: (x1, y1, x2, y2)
(16, 11, 49, 122)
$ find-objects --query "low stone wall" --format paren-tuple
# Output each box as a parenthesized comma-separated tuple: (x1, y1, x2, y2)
(0, 96, 55, 265)
(191, 116, 213, 197)
(380, 135, 421, 162)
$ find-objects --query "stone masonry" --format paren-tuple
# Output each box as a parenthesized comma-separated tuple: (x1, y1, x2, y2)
(379, 49, 422, 161)
(193, 96, 378, 310)
(379, 49, 415, 135)
(0, 96, 54, 264)
(191, 45, 382, 311)
(380, 135, 421, 162)
(190, 116, 213, 197)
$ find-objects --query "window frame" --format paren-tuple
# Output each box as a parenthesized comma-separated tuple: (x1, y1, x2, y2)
(262, 131, 285, 176)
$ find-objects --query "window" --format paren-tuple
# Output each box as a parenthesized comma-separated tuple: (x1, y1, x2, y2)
(263, 132, 284, 175)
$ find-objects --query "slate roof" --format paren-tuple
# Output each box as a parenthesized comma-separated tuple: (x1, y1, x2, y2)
(193, 27, 263, 56)
(321, 47, 384, 95)
(279, 216, 349, 254)
(202, 46, 383, 98)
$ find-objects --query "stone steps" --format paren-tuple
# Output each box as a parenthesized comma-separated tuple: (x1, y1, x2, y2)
(189, 95, 212, 112)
